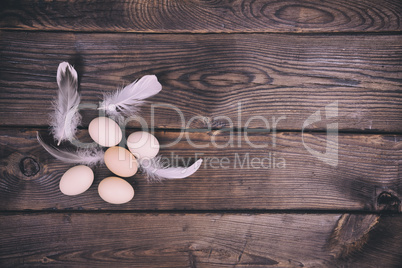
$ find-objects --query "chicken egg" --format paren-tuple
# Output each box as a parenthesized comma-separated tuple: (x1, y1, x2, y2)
(104, 146, 138, 177)
(127, 131, 159, 159)
(59, 165, 94, 196)
(88, 117, 122, 147)
(98, 176, 134, 204)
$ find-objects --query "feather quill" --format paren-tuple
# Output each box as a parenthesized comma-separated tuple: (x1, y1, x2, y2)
(37, 133, 104, 166)
(140, 156, 203, 183)
(50, 62, 81, 145)
(99, 75, 162, 117)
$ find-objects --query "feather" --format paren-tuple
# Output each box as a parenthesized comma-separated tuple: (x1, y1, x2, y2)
(140, 156, 203, 183)
(37, 133, 104, 166)
(99, 75, 162, 117)
(50, 62, 81, 145)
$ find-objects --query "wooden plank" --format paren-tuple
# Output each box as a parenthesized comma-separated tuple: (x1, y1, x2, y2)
(0, 32, 401, 132)
(0, 213, 401, 267)
(0, 128, 400, 211)
(0, 0, 401, 33)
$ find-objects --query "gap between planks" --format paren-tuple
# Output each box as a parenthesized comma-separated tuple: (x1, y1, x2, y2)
(0, 126, 401, 136)
(2, 29, 402, 35)
(0, 209, 400, 215)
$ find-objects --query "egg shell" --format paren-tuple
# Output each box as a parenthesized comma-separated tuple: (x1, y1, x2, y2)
(127, 131, 160, 159)
(98, 177, 134, 204)
(88, 117, 122, 147)
(104, 146, 138, 177)
(59, 165, 94, 196)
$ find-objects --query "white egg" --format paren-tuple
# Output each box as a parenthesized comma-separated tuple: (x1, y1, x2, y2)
(98, 177, 134, 204)
(127, 131, 159, 159)
(104, 146, 138, 177)
(88, 117, 122, 147)
(59, 165, 94, 196)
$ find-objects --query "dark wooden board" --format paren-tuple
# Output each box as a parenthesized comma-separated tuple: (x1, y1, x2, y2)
(0, 213, 401, 267)
(0, 32, 401, 132)
(1, 1, 401, 267)
(0, 128, 400, 211)
(1, 0, 401, 33)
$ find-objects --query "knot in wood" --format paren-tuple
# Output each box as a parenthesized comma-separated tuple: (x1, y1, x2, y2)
(19, 157, 40, 177)
(377, 191, 401, 212)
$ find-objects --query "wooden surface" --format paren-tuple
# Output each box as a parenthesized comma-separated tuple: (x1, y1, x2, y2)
(1, 0, 401, 267)
(0, 128, 401, 211)
(1, 32, 401, 131)
(1, 0, 401, 33)
(0, 213, 401, 268)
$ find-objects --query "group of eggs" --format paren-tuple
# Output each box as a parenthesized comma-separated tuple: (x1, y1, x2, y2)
(59, 116, 160, 204)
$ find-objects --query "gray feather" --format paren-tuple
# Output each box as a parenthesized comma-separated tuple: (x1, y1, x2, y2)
(99, 75, 162, 117)
(50, 62, 81, 145)
(140, 156, 203, 183)
(37, 133, 104, 166)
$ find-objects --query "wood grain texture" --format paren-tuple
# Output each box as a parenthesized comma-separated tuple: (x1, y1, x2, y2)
(0, 0, 401, 33)
(0, 128, 400, 211)
(1, 32, 401, 131)
(0, 213, 401, 267)
(326, 214, 380, 259)
(1, 1, 401, 267)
